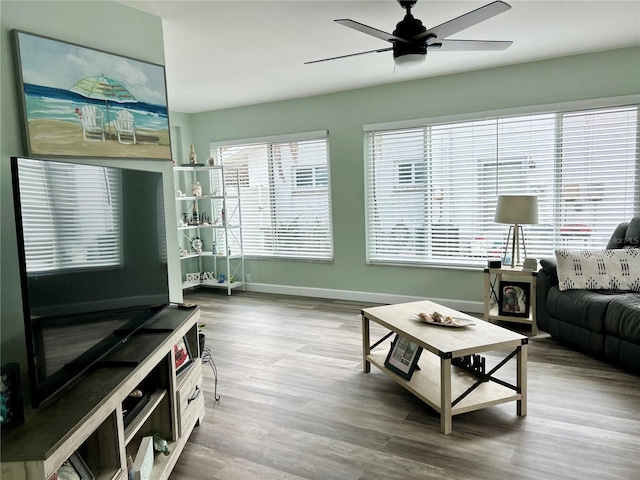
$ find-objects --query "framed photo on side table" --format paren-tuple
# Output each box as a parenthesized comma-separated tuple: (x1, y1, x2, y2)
(174, 336, 192, 375)
(498, 281, 531, 318)
(384, 334, 422, 380)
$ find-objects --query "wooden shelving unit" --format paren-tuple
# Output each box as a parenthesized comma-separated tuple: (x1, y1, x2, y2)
(0, 306, 205, 480)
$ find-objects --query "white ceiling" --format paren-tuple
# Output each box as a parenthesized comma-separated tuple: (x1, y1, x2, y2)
(119, 0, 640, 114)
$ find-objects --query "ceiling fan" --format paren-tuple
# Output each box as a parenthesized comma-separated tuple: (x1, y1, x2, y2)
(306, 0, 513, 67)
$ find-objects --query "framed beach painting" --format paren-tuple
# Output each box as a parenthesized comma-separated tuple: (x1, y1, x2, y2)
(12, 30, 172, 160)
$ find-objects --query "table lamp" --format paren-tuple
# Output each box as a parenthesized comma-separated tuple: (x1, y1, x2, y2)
(494, 195, 538, 267)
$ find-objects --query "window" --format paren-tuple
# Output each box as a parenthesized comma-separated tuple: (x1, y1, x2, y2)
(397, 161, 426, 187)
(295, 166, 328, 189)
(212, 131, 333, 260)
(17, 159, 122, 273)
(365, 104, 639, 267)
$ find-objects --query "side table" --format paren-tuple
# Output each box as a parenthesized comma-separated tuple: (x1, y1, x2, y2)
(484, 265, 538, 335)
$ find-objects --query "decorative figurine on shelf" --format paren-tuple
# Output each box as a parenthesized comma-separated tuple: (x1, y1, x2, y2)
(189, 144, 197, 164)
(207, 155, 215, 166)
(230, 275, 234, 283)
(152, 432, 170, 456)
(192, 181, 202, 197)
(191, 201, 199, 224)
(191, 237, 203, 253)
(200, 212, 209, 225)
(181, 212, 189, 227)
(218, 274, 226, 284)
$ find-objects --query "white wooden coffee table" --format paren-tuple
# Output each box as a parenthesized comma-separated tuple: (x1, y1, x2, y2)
(361, 300, 528, 434)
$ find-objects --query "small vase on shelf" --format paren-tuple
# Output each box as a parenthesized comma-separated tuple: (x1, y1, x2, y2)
(189, 144, 197, 164)
(152, 433, 170, 456)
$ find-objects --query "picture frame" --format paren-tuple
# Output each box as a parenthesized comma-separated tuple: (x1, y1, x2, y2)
(12, 29, 171, 160)
(1, 362, 24, 430)
(384, 334, 422, 380)
(55, 452, 94, 480)
(498, 281, 531, 318)
(174, 336, 193, 375)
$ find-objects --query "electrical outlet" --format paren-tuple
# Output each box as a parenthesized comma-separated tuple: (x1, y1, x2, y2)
(246, 273, 252, 283)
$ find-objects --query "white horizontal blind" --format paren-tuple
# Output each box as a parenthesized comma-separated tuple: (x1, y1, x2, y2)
(214, 135, 333, 260)
(17, 159, 122, 272)
(365, 105, 638, 267)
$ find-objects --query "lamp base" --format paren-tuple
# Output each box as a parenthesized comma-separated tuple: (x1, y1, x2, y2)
(502, 224, 528, 267)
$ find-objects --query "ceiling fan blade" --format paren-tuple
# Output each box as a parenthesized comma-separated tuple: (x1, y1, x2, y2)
(335, 19, 410, 44)
(428, 39, 513, 51)
(305, 47, 393, 65)
(415, 1, 511, 42)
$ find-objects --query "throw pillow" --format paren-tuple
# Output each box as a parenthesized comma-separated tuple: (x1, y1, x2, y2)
(555, 249, 640, 292)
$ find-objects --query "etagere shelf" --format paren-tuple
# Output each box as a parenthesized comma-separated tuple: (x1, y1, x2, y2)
(173, 164, 245, 295)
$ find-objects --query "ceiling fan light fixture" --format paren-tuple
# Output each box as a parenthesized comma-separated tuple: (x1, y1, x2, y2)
(310, 1, 513, 66)
(394, 53, 425, 67)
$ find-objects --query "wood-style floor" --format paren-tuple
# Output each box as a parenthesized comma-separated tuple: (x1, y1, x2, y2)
(170, 290, 640, 480)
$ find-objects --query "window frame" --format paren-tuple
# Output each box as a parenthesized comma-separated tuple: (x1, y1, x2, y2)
(211, 130, 334, 261)
(364, 95, 640, 268)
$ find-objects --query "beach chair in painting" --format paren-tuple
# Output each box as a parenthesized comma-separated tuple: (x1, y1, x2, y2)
(80, 105, 105, 141)
(115, 109, 136, 144)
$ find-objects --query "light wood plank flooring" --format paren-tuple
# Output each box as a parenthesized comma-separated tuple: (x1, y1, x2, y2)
(171, 290, 640, 480)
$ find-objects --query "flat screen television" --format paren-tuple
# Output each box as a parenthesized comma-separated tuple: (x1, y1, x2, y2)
(11, 156, 170, 408)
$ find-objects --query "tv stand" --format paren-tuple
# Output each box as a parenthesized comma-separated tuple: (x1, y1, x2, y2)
(0, 305, 204, 480)
(94, 359, 140, 368)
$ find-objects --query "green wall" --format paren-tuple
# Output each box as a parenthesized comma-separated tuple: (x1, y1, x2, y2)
(188, 47, 640, 303)
(0, 0, 181, 369)
(169, 111, 194, 164)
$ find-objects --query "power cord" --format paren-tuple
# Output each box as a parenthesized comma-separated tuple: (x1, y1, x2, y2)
(201, 345, 220, 402)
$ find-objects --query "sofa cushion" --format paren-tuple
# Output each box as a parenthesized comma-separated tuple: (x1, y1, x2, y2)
(555, 248, 640, 292)
(547, 286, 614, 333)
(604, 293, 640, 344)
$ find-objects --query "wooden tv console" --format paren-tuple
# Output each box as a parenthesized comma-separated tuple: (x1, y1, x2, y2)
(0, 305, 205, 480)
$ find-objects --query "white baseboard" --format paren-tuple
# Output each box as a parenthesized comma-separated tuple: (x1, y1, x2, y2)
(244, 282, 484, 314)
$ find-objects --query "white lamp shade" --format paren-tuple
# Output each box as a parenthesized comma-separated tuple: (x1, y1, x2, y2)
(494, 195, 539, 225)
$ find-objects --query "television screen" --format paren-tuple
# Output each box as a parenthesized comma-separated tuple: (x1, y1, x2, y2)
(11, 156, 170, 407)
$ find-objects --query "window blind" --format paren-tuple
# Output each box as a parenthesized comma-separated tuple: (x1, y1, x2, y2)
(213, 133, 333, 260)
(17, 159, 122, 272)
(365, 105, 638, 267)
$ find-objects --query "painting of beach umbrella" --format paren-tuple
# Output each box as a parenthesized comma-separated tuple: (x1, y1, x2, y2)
(70, 74, 136, 134)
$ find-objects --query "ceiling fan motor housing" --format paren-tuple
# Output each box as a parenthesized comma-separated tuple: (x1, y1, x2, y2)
(393, 13, 428, 59)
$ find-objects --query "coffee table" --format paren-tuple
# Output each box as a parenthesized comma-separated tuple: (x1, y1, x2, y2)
(361, 300, 528, 434)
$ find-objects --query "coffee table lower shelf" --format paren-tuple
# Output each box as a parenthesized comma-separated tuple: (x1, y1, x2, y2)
(367, 351, 521, 417)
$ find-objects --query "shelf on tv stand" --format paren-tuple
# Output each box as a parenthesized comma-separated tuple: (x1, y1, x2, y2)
(0, 305, 205, 480)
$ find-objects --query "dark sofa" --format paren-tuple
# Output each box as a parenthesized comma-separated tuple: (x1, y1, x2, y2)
(536, 217, 640, 374)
